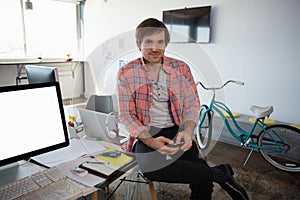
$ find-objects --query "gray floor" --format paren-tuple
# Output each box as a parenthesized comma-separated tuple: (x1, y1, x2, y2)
(93, 141, 300, 200)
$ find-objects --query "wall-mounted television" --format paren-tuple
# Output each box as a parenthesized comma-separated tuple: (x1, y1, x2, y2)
(163, 6, 211, 43)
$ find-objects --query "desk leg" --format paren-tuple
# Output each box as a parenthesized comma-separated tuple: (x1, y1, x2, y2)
(91, 190, 98, 200)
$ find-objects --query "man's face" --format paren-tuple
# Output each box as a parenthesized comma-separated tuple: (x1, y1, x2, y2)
(139, 31, 166, 64)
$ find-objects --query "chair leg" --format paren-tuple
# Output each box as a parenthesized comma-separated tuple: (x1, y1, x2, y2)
(148, 180, 158, 200)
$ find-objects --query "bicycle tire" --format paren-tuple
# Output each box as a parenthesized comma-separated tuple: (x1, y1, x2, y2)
(195, 104, 212, 150)
(258, 124, 300, 172)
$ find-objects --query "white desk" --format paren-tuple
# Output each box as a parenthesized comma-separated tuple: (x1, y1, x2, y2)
(0, 161, 98, 200)
(31, 138, 137, 198)
(0, 138, 136, 200)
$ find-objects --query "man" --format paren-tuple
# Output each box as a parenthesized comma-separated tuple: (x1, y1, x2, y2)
(117, 18, 248, 200)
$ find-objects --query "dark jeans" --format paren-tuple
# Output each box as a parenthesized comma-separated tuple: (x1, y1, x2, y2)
(134, 126, 213, 200)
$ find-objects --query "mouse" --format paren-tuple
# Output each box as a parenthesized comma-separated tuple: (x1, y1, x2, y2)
(70, 167, 88, 177)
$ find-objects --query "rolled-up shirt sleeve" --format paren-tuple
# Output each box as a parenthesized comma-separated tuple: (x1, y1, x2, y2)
(117, 67, 148, 138)
(182, 68, 200, 126)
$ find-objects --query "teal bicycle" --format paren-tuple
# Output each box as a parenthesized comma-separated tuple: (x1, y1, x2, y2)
(195, 80, 300, 172)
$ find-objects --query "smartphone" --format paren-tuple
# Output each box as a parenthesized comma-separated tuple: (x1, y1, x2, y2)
(167, 141, 185, 147)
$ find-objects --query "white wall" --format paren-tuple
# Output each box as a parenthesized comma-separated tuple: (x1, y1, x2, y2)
(83, 0, 300, 124)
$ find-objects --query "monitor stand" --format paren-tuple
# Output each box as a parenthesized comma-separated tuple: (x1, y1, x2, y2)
(0, 160, 44, 187)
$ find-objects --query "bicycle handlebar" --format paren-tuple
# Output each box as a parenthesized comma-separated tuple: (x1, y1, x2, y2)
(196, 80, 244, 91)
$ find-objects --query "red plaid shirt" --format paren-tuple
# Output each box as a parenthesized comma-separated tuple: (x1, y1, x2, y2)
(117, 56, 200, 139)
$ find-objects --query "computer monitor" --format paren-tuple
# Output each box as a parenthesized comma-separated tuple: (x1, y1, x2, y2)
(0, 82, 69, 168)
(25, 65, 59, 84)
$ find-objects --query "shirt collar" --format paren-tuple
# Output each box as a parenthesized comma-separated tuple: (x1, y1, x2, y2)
(162, 57, 172, 74)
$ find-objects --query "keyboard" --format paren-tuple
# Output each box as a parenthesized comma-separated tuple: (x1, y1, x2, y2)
(0, 167, 66, 200)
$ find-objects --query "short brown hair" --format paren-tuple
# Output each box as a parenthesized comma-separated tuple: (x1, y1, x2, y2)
(135, 18, 170, 47)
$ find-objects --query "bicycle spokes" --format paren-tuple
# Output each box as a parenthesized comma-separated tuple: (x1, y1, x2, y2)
(258, 125, 300, 172)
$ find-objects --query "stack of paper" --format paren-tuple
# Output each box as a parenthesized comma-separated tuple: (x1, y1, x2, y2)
(80, 148, 134, 178)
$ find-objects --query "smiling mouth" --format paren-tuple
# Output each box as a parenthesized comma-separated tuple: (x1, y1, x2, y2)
(150, 53, 160, 57)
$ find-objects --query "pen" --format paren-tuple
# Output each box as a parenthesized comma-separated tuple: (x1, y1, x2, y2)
(85, 161, 106, 164)
(99, 151, 121, 158)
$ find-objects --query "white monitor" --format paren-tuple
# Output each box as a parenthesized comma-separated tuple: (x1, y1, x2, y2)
(0, 82, 69, 167)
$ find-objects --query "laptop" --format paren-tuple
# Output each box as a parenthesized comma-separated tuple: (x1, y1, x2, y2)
(78, 108, 128, 144)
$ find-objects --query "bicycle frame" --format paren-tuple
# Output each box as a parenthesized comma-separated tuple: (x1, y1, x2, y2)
(205, 101, 288, 153)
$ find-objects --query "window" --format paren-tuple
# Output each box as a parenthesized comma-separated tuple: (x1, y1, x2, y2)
(0, 0, 24, 58)
(0, 0, 81, 59)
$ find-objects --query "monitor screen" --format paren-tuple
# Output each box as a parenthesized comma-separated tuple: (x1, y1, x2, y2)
(0, 82, 69, 167)
(25, 65, 59, 84)
(163, 6, 211, 43)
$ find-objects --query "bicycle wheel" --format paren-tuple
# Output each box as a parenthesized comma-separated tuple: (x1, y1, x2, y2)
(258, 124, 300, 172)
(195, 105, 212, 150)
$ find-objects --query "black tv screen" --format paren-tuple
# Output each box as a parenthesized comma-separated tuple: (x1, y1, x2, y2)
(163, 6, 211, 43)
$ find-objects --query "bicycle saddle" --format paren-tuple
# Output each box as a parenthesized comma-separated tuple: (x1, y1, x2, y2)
(250, 105, 274, 118)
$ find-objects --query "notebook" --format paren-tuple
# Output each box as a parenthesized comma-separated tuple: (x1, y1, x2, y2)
(78, 108, 128, 145)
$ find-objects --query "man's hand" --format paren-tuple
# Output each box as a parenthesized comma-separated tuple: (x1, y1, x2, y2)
(175, 130, 193, 151)
(143, 136, 181, 155)
(138, 130, 181, 155)
(175, 120, 196, 151)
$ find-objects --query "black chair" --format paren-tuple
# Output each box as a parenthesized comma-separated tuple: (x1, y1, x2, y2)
(85, 94, 113, 114)
(25, 65, 58, 84)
